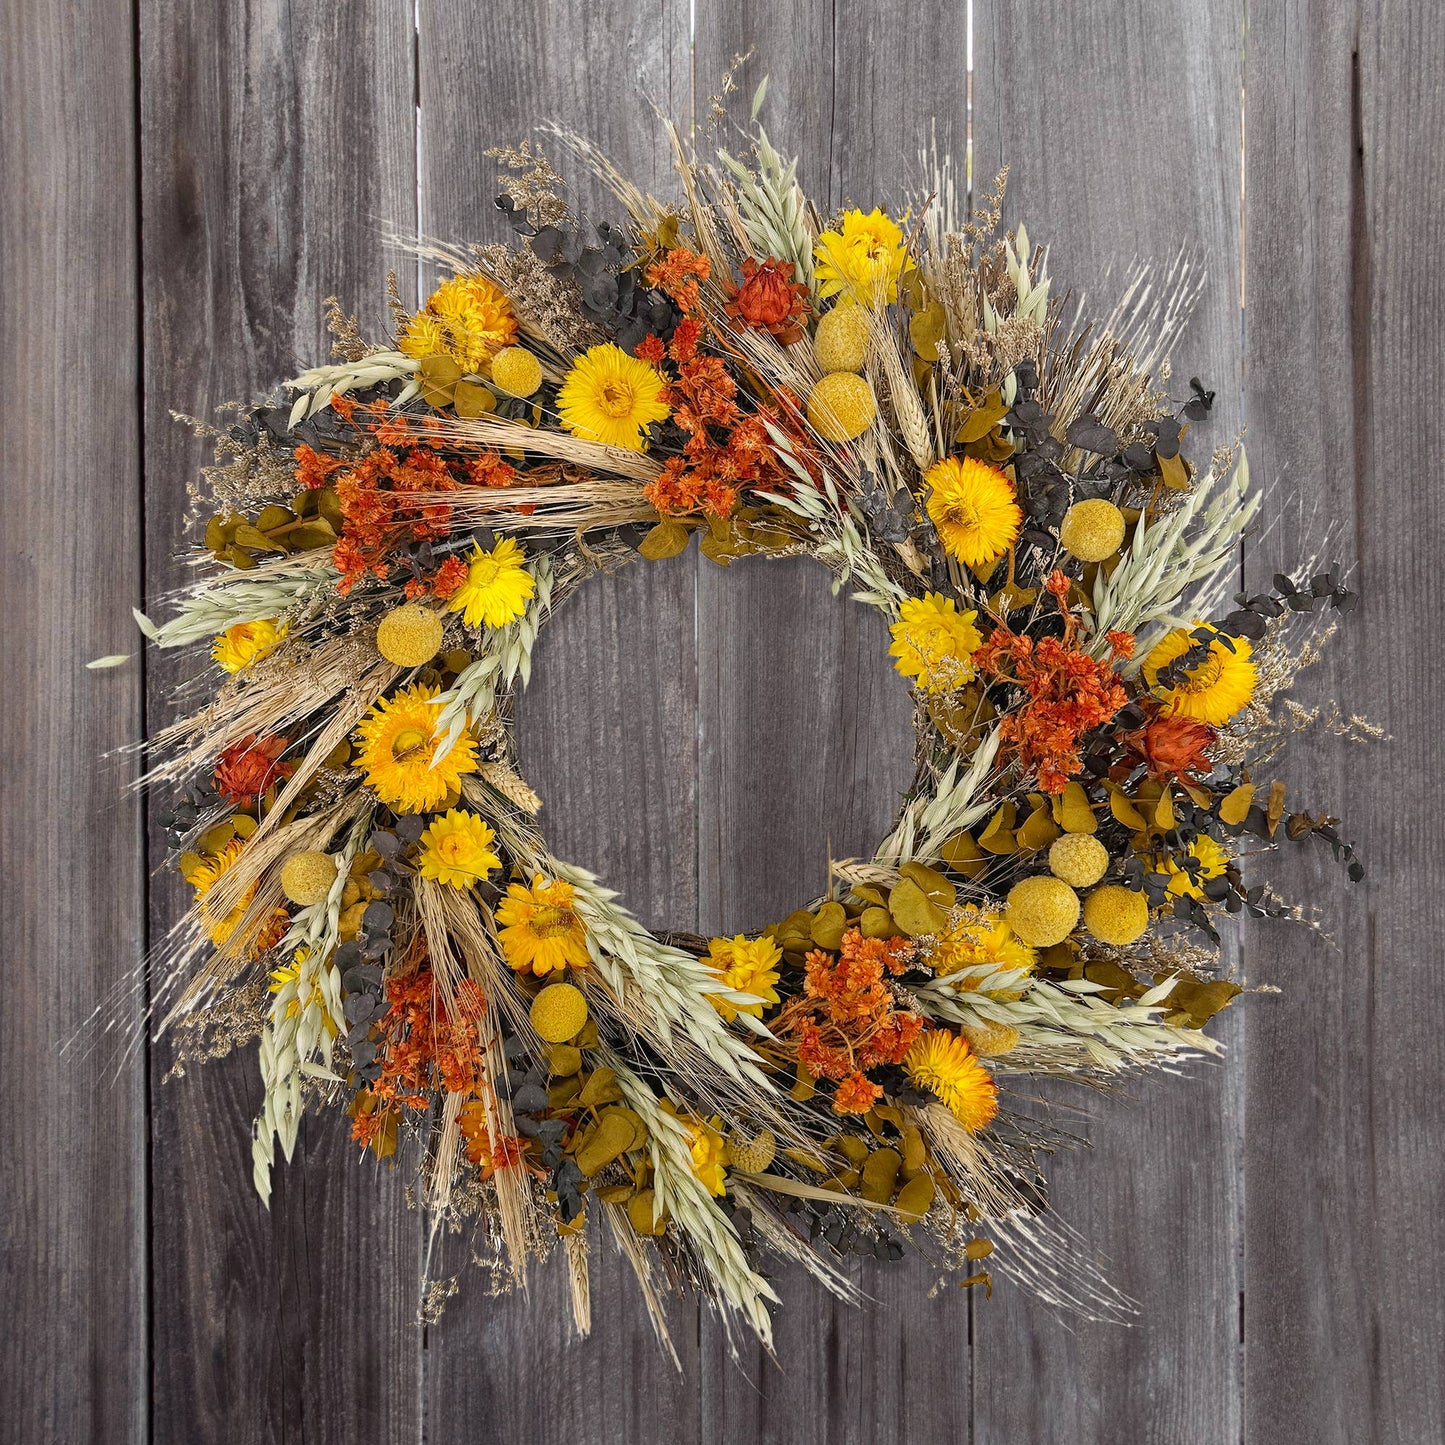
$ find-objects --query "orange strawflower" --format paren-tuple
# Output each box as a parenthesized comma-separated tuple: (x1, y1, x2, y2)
(725, 256, 810, 344)
(213, 733, 293, 809)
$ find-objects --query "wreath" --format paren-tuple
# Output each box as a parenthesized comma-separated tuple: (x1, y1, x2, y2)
(127, 95, 1364, 1356)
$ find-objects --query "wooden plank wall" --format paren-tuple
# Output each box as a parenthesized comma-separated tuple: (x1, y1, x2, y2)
(3, 0, 1442, 1441)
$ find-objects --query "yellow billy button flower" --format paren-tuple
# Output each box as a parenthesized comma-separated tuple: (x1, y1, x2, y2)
(212, 618, 286, 673)
(888, 592, 983, 695)
(557, 342, 670, 451)
(924, 456, 1022, 568)
(418, 809, 501, 889)
(354, 683, 478, 814)
(447, 535, 536, 630)
(904, 1029, 998, 1133)
(489, 345, 543, 398)
(1082, 884, 1150, 946)
(806, 371, 877, 442)
(1143, 625, 1258, 726)
(704, 934, 782, 1022)
(813, 208, 910, 305)
(1004, 875, 1080, 947)
(495, 874, 590, 976)
(375, 602, 443, 667)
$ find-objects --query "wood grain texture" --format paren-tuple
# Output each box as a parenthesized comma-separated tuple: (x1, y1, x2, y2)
(139, 3, 421, 1441)
(971, 3, 1246, 1440)
(1242, 3, 1445, 1440)
(693, 8, 970, 1440)
(415, 4, 706, 1436)
(0, 0, 147, 1440)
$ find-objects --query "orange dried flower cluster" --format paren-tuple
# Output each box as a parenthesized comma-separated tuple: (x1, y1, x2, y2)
(974, 623, 1132, 792)
(776, 928, 922, 1115)
(351, 967, 487, 1149)
(320, 400, 518, 594)
(212, 733, 292, 809)
(645, 246, 711, 314)
(638, 319, 782, 518)
(458, 1102, 531, 1181)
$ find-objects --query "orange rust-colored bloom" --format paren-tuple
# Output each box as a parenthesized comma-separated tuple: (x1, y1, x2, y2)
(213, 733, 293, 809)
(833, 1072, 884, 1115)
(646, 247, 711, 315)
(725, 256, 810, 344)
(775, 929, 922, 1116)
(1131, 712, 1217, 781)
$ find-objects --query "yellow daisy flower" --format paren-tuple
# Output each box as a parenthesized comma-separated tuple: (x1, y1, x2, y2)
(705, 934, 782, 1022)
(399, 273, 517, 373)
(447, 536, 536, 630)
(556, 343, 670, 451)
(1143, 626, 1257, 726)
(1160, 834, 1231, 900)
(685, 1115, 728, 1197)
(354, 684, 478, 814)
(182, 837, 256, 946)
(495, 874, 590, 975)
(904, 1029, 999, 1133)
(813, 208, 910, 305)
(924, 456, 1022, 567)
(418, 808, 501, 889)
(889, 593, 983, 694)
(212, 619, 286, 674)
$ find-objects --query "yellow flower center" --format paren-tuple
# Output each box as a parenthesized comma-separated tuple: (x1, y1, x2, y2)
(597, 380, 635, 418)
(391, 727, 428, 760)
(531, 904, 578, 938)
(1176, 654, 1223, 694)
(943, 499, 982, 530)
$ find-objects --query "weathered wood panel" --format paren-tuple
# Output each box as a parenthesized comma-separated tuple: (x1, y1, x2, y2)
(692, 7, 971, 1441)
(1242, 3, 1445, 1440)
(971, 3, 1245, 1440)
(0, 0, 147, 1440)
(415, 5, 705, 1439)
(139, 4, 421, 1441)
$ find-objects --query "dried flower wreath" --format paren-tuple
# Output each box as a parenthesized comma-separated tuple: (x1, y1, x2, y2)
(123, 95, 1364, 1357)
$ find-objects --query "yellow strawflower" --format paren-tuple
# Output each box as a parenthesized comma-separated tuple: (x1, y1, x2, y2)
(1143, 625, 1257, 726)
(814, 208, 910, 305)
(928, 904, 1037, 983)
(685, 1115, 729, 1196)
(1160, 834, 1231, 900)
(495, 875, 591, 976)
(418, 809, 501, 889)
(212, 619, 286, 673)
(400, 273, 517, 373)
(182, 838, 256, 946)
(904, 1030, 998, 1132)
(446, 536, 535, 630)
(924, 456, 1022, 567)
(889, 593, 983, 694)
(705, 934, 782, 1022)
(354, 684, 478, 814)
(557, 343, 669, 451)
